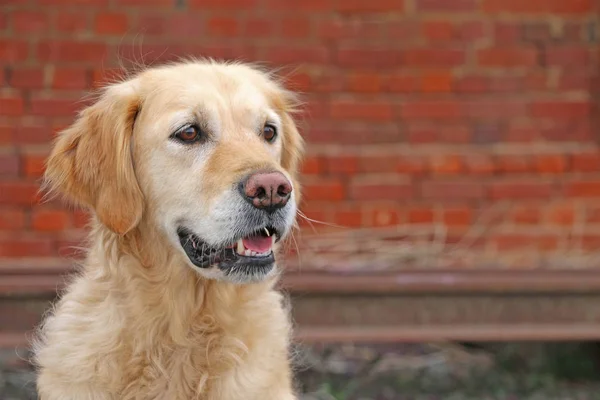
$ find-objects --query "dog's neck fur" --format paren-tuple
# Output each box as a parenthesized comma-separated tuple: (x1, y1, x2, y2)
(83, 216, 279, 349)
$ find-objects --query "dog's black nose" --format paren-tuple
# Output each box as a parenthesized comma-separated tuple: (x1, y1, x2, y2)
(239, 171, 292, 212)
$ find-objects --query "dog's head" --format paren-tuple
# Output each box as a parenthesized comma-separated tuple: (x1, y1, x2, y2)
(44, 60, 304, 283)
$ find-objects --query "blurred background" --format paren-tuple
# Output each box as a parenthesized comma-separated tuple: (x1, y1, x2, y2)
(2, 0, 600, 399)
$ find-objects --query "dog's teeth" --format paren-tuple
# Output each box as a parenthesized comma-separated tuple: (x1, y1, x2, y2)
(244, 249, 252, 257)
(250, 251, 257, 256)
(264, 227, 270, 237)
(272, 235, 277, 245)
(236, 239, 244, 255)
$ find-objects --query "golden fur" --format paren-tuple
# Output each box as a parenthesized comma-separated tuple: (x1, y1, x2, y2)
(34, 60, 304, 400)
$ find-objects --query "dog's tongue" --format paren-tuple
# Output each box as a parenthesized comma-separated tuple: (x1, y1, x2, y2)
(242, 235, 273, 253)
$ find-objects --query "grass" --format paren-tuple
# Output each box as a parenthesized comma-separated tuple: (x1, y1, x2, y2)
(296, 342, 600, 400)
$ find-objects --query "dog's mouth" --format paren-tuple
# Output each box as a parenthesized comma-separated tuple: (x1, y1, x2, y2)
(177, 226, 279, 272)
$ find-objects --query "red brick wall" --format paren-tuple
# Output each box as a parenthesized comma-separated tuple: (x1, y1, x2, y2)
(1, 0, 600, 270)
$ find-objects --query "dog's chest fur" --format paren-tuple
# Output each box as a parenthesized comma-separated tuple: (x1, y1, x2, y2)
(34, 262, 294, 400)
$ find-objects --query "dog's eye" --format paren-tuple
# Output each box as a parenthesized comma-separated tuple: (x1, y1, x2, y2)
(172, 125, 203, 144)
(263, 124, 277, 143)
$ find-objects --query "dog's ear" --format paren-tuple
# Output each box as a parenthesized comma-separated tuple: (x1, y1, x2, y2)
(44, 81, 144, 235)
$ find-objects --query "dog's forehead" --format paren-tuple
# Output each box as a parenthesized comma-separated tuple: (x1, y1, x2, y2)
(147, 64, 271, 100)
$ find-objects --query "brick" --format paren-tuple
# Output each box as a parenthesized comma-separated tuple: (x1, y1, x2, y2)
(0, 238, 54, 257)
(94, 12, 129, 35)
(303, 180, 345, 201)
(264, 46, 329, 64)
(72, 209, 90, 229)
(336, 48, 401, 68)
(396, 156, 426, 175)
(572, 153, 600, 172)
(464, 155, 496, 175)
(116, 0, 171, 5)
(459, 21, 485, 40)
(408, 207, 435, 224)
(407, 126, 436, 144)
(388, 73, 418, 92)
(336, 0, 404, 13)
(324, 156, 358, 175)
(421, 21, 455, 41)
(417, 0, 476, 11)
(545, 48, 590, 67)
(404, 49, 465, 66)
(40, 0, 108, 4)
(346, 72, 384, 93)
(166, 14, 205, 37)
(57, 237, 87, 259)
(497, 155, 532, 174)
(264, 0, 331, 11)
(565, 181, 600, 198)
(0, 40, 28, 62)
(421, 71, 452, 92)
(92, 68, 125, 88)
(332, 208, 362, 228)
(586, 207, 600, 223)
(511, 204, 541, 225)
(462, 101, 524, 119)
(32, 209, 70, 232)
(491, 234, 559, 251)
(298, 204, 330, 228)
(545, 203, 575, 226)
(0, 154, 19, 177)
(0, 208, 25, 230)
(37, 41, 108, 63)
(572, 235, 600, 251)
(51, 68, 90, 90)
(0, 13, 6, 31)
(280, 18, 310, 38)
(367, 206, 402, 227)
(471, 123, 504, 144)
(0, 96, 24, 116)
(483, 0, 592, 14)
(9, 68, 44, 89)
(0, 182, 40, 205)
(477, 48, 537, 67)
(0, 126, 10, 145)
(505, 124, 538, 143)
(443, 207, 472, 226)
(13, 11, 48, 34)
(521, 22, 554, 42)
(13, 126, 53, 145)
(207, 17, 239, 37)
(430, 155, 462, 175)
(319, 19, 387, 40)
(558, 73, 590, 91)
(535, 155, 567, 174)
(421, 181, 484, 200)
(189, 0, 258, 9)
(330, 100, 393, 121)
(350, 179, 413, 201)
(400, 101, 461, 119)
(30, 98, 79, 117)
(54, 12, 89, 33)
(454, 75, 488, 93)
(492, 23, 518, 44)
(302, 156, 321, 175)
(530, 101, 591, 118)
(490, 181, 553, 199)
(358, 155, 398, 173)
(22, 153, 47, 178)
(245, 18, 274, 37)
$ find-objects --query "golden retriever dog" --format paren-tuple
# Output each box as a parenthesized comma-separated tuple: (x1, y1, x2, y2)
(33, 60, 304, 400)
